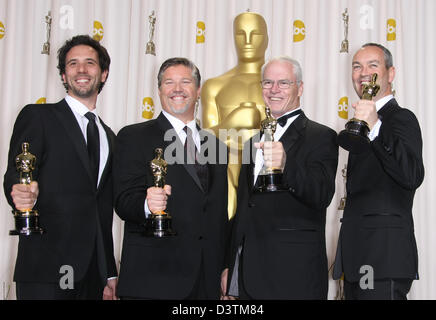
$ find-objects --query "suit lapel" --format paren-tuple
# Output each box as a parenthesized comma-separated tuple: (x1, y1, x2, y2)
(52, 99, 94, 185)
(247, 133, 261, 192)
(279, 112, 308, 153)
(156, 113, 175, 149)
(249, 113, 307, 192)
(198, 127, 211, 193)
(378, 98, 398, 121)
(97, 118, 114, 192)
(157, 113, 204, 192)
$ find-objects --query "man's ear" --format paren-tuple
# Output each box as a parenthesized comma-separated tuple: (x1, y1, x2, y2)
(298, 81, 304, 97)
(388, 66, 395, 84)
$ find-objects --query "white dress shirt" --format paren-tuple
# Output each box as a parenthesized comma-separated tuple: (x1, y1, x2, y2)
(144, 110, 200, 217)
(253, 107, 302, 185)
(161, 110, 201, 150)
(368, 94, 394, 141)
(65, 95, 109, 187)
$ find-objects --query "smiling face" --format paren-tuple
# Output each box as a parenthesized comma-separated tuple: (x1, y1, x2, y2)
(62, 45, 108, 102)
(233, 13, 268, 63)
(262, 60, 303, 118)
(158, 64, 200, 123)
(351, 45, 395, 101)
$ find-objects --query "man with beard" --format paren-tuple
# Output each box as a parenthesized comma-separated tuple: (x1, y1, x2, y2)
(114, 57, 228, 299)
(4, 35, 118, 299)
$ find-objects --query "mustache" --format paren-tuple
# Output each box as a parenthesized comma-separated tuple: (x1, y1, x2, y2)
(169, 91, 187, 98)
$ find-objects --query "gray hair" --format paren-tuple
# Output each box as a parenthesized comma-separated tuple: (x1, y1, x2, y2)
(261, 56, 303, 83)
(361, 43, 394, 69)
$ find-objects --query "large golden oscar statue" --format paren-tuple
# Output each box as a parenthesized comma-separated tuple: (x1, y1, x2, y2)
(201, 12, 268, 219)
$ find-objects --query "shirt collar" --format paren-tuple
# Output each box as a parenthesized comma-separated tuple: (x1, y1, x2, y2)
(277, 107, 302, 126)
(65, 95, 99, 120)
(162, 109, 197, 134)
(277, 106, 302, 118)
(375, 95, 394, 112)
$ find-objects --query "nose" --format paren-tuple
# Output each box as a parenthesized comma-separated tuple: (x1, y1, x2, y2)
(270, 81, 281, 93)
(360, 65, 371, 77)
(246, 32, 252, 45)
(241, 31, 253, 45)
(174, 81, 182, 91)
(77, 62, 87, 73)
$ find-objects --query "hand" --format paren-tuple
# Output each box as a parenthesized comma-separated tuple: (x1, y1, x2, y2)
(103, 278, 118, 300)
(254, 141, 286, 171)
(220, 268, 238, 300)
(11, 181, 39, 211)
(146, 185, 172, 214)
(352, 99, 379, 130)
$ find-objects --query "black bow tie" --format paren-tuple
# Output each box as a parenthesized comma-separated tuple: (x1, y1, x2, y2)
(276, 109, 303, 127)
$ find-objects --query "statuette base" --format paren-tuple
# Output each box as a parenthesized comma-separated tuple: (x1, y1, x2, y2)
(10, 210, 44, 236)
(144, 213, 176, 238)
(255, 171, 288, 193)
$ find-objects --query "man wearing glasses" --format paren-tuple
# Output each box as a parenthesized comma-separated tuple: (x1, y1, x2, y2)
(221, 56, 338, 299)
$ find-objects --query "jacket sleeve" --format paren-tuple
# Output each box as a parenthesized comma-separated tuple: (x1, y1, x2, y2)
(3, 105, 45, 210)
(371, 108, 424, 190)
(283, 126, 339, 210)
(113, 125, 151, 225)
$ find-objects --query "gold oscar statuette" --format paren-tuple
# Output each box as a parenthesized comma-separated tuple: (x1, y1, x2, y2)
(255, 106, 287, 192)
(337, 73, 380, 154)
(144, 148, 176, 237)
(340, 8, 349, 53)
(146, 11, 156, 55)
(41, 11, 52, 55)
(9, 142, 44, 236)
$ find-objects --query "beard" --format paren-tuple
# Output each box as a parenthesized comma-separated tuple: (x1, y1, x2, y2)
(169, 102, 191, 115)
(165, 94, 194, 115)
(64, 77, 101, 98)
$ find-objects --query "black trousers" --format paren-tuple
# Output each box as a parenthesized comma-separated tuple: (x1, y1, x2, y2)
(237, 247, 253, 300)
(121, 252, 212, 300)
(185, 254, 209, 300)
(344, 278, 413, 300)
(16, 248, 104, 300)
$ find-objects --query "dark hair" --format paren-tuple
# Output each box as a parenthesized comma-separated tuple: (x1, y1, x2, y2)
(361, 43, 393, 69)
(157, 57, 201, 88)
(57, 35, 111, 93)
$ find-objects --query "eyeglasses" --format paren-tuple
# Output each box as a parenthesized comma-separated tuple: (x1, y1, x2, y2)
(260, 79, 297, 89)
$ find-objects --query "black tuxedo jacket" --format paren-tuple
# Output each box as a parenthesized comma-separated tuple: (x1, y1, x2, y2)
(333, 99, 424, 282)
(227, 112, 338, 299)
(3, 99, 118, 284)
(113, 113, 229, 299)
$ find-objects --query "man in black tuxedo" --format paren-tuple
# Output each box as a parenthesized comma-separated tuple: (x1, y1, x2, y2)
(114, 57, 228, 299)
(222, 57, 338, 299)
(333, 43, 425, 299)
(3, 35, 118, 300)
